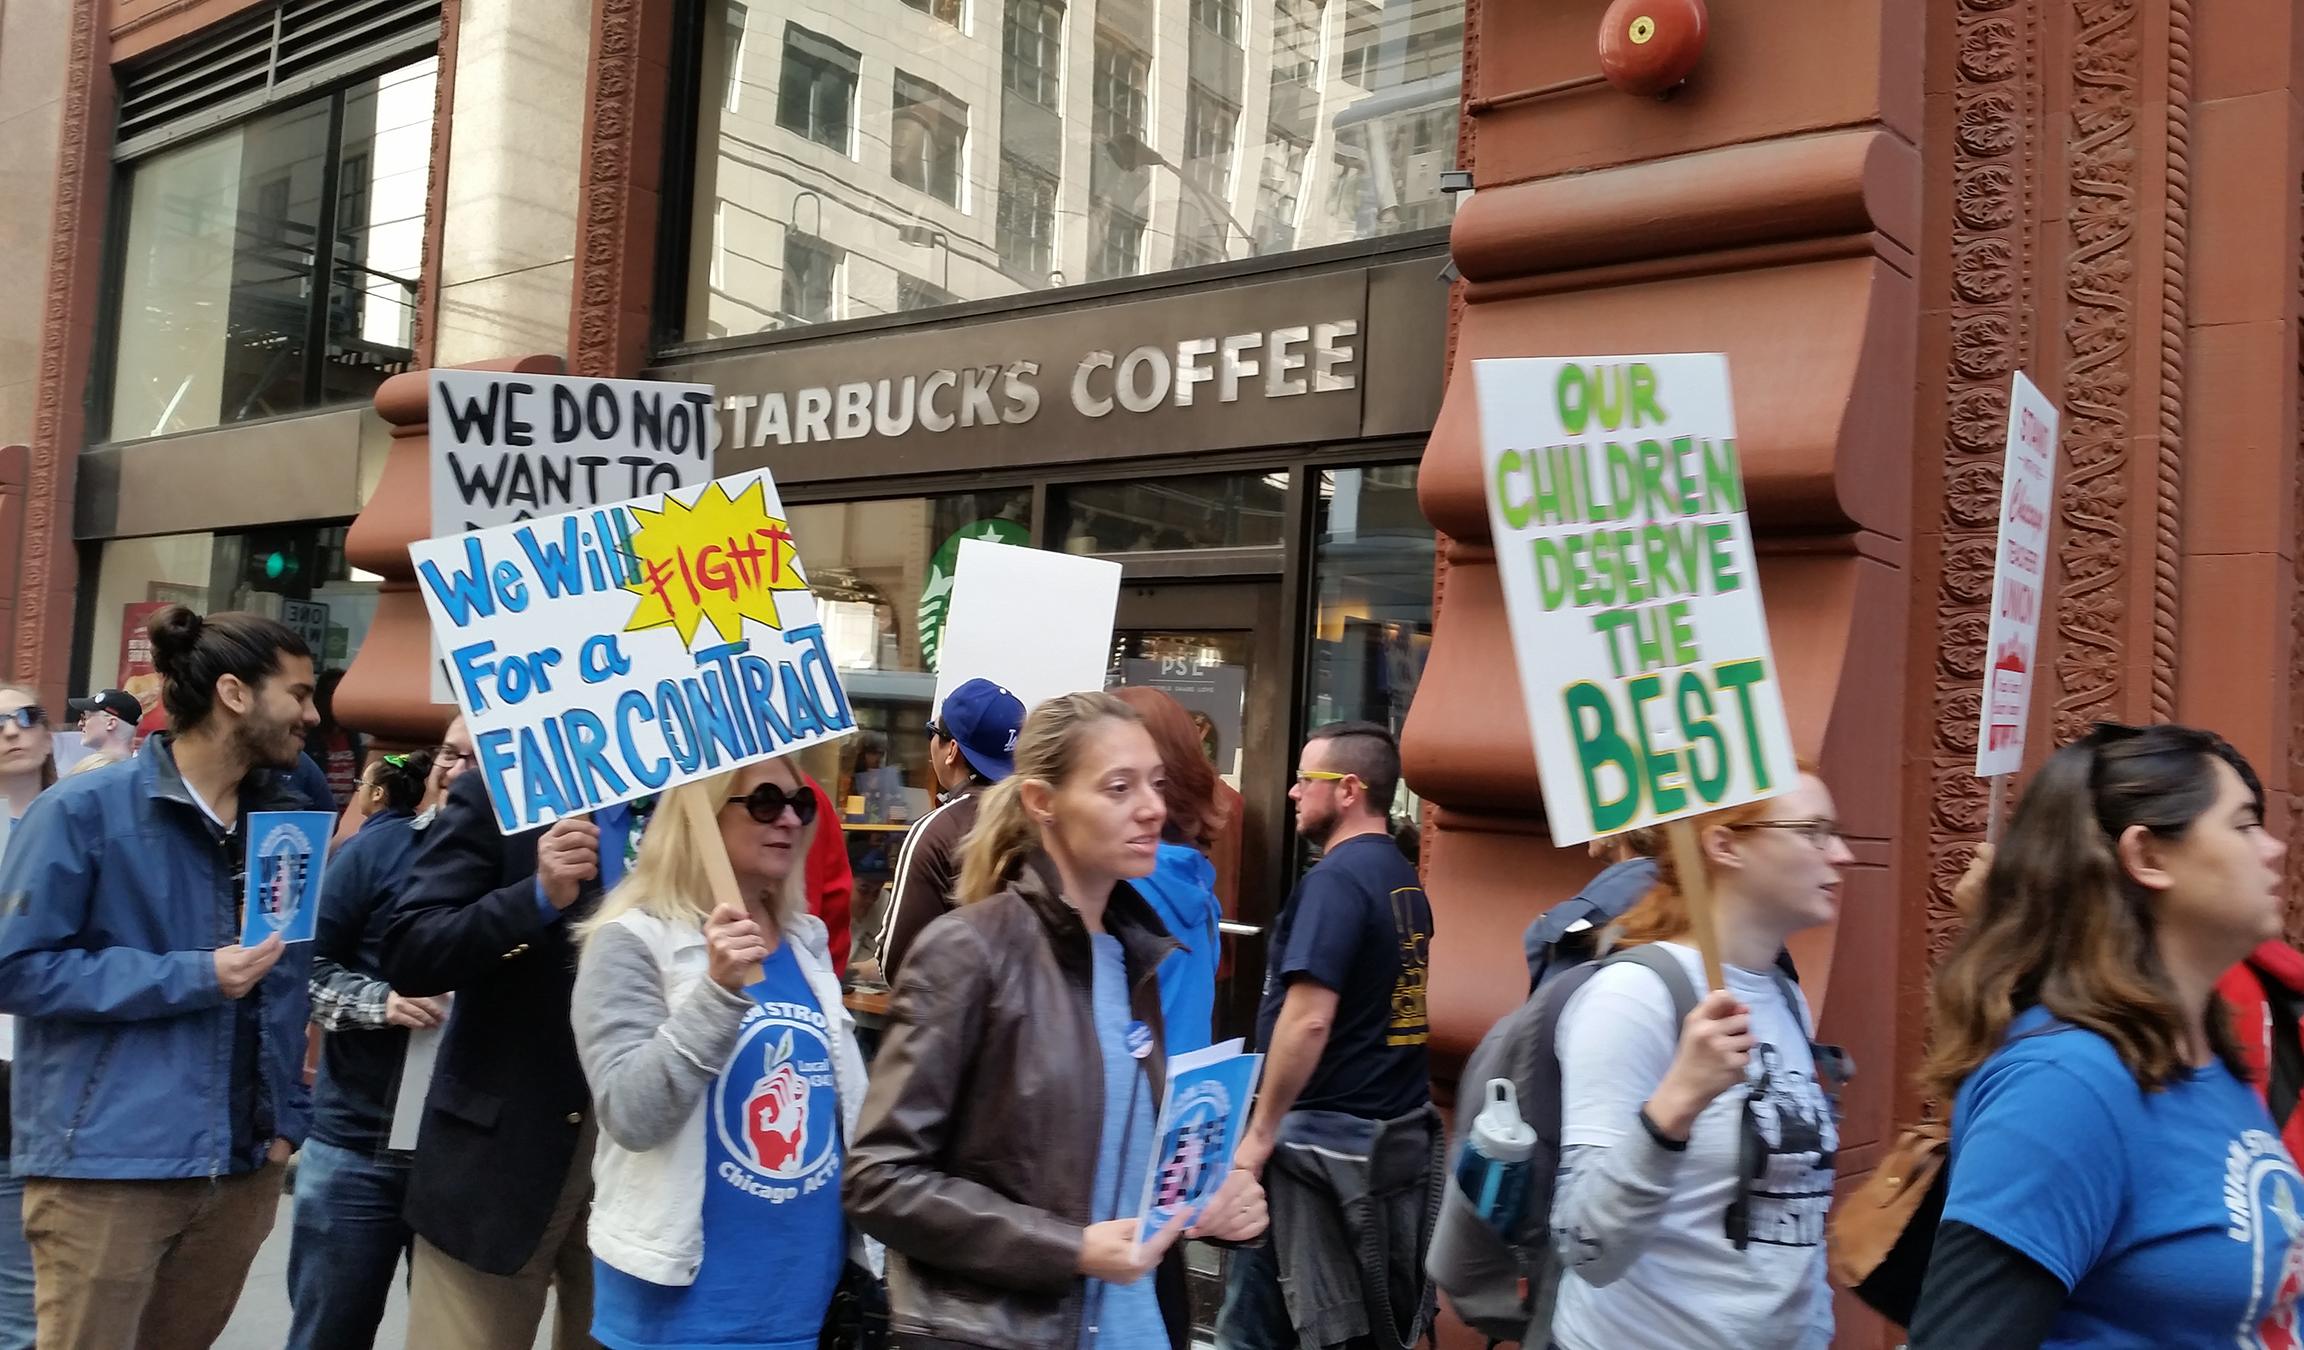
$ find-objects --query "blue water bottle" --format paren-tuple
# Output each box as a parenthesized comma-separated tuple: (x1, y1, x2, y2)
(1455, 1078, 1537, 1235)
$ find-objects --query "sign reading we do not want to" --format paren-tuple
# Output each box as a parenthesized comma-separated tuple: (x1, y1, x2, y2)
(410, 468, 854, 835)
(1476, 354, 1798, 845)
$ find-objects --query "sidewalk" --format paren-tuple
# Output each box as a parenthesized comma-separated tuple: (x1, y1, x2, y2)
(216, 1195, 552, 1349)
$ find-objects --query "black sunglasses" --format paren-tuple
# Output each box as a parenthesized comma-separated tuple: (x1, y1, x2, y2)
(3, 706, 48, 730)
(728, 781, 818, 825)
(924, 720, 947, 742)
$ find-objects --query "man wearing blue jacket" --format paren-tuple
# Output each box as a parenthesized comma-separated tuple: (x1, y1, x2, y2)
(0, 606, 322, 1350)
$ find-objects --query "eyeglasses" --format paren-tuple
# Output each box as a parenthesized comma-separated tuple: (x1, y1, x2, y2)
(433, 745, 472, 768)
(2, 706, 48, 731)
(923, 721, 948, 742)
(728, 781, 819, 826)
(1295, 770, 1354, 786)
(1726, 819, 1845, 847)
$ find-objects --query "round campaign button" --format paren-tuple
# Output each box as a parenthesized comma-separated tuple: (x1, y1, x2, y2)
(1125, 1021, 1155, 1060)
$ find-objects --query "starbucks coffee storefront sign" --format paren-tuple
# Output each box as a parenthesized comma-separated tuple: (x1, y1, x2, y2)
(650, 260, 1446, 485)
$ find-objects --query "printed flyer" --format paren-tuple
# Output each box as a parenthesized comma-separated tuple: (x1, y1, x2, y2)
(1135, 1039, 1263, 1240)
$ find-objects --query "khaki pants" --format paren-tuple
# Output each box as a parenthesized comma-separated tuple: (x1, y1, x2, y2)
(405, 1140, 598, 1350)
(21, 1159, 287, 1350)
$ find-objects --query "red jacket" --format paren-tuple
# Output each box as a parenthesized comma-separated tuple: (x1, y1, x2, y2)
(803, 775, 853, 974)
(2218, 940, 2304, 1160)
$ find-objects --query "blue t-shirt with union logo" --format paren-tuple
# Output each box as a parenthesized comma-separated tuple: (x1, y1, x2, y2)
(593, 941, 845, 1350)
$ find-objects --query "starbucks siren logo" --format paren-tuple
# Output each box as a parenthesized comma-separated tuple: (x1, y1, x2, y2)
(918, 518, 1029, 672)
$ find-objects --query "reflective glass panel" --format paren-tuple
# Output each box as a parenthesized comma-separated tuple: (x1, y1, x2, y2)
(685, 0, 1464, 340)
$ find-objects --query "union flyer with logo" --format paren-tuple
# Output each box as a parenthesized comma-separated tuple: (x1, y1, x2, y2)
(1474, 354, 1798, 845)
(238, 810, 335, 946)
(408, 467, 855, 834)
(1136, 1040, 1262, 1240)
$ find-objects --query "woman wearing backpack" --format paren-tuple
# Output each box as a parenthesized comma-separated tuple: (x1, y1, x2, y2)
(1548, 767, 1850, 1350)
(1908, 724, 2304, 1347)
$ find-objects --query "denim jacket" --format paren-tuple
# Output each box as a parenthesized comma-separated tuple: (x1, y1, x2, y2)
(0, 736, 319, 1179)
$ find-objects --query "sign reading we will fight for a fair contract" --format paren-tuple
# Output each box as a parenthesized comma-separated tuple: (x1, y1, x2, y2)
(409, 469, 855, 834)
(1476, 355, 1798, 846)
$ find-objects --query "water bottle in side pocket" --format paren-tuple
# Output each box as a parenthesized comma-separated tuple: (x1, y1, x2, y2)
(1455, 1077, 1537, 1235)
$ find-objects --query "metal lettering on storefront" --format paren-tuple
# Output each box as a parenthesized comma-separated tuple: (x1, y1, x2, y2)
(647, 264, 1446, 485)
(713, 322, 1358, 450)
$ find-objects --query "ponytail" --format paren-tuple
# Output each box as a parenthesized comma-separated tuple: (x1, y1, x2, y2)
(954, 690, 1142, 903)
(148, 605, 309, 732)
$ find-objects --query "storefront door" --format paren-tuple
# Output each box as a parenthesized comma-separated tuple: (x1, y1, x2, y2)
(1107, 578, 1287, 1044)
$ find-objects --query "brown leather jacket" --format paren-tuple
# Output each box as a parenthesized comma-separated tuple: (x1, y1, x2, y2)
(844, 854, 1187, 1350)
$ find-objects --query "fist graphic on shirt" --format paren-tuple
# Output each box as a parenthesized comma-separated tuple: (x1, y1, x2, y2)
(745, 1058, 808, 1173)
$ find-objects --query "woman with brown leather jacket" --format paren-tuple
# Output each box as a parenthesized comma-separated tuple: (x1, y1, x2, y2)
(844, 691, 1269, 1349)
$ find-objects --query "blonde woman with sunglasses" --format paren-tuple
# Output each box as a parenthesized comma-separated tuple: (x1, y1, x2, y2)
(573, 755, 877, 1350)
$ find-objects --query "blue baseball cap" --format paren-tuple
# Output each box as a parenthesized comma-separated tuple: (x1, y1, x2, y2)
(937, 679, 1026, 782)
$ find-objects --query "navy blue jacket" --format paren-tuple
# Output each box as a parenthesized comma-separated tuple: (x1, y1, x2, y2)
(0, 737, 321, 1179)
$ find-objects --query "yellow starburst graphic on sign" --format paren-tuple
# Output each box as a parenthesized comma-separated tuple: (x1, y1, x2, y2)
(622, 478, 809, 647)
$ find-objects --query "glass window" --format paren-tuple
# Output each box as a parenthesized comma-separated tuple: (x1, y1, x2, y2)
(1305, 464, 1431, 832)
(1271, 0, 1322, 86)
(1056, 473, 1286, 554)
(685, 0, 1464, 341)
(1191, 0, 1242, 43)
(82, 523, 382, 723)
(1252, 135, 1308, 252)
(780, 234, 842, 325)
(775, 24, 859, 153)
(891, 73, 967, 206)
(105, 58, 436, 443)
(996, 155, 1057, 280)
(784, 489, 1032, 929)
(1003, 0, 1064, 108)
(902, 0, 966, 26)
(1089, 204, 1145, 281)
(1091, 35, 1149, 145)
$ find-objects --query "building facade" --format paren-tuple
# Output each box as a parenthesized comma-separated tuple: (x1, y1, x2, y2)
(2, 1, 2299, 1345)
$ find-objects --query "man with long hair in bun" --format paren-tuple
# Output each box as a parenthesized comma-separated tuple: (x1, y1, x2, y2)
(0, 605, 323, 1348)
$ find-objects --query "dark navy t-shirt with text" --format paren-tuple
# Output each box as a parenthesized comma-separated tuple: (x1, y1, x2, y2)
(1254, 834, 1433, 1120)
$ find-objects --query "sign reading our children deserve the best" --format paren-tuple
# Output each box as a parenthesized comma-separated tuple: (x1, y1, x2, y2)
(409, 468, 855, 834)
(1475, 354, 1797, 846)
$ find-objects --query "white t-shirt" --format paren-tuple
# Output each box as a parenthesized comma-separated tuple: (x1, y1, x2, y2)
(1549, 941, 1835, 1350)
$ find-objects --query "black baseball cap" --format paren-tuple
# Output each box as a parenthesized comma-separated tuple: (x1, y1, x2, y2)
(68, 690, 142, 724)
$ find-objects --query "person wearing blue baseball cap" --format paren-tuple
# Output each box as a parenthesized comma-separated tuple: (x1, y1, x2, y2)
(870, 678, 1025, 987)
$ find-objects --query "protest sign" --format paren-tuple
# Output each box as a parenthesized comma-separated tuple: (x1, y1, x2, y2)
(410, 468, 855, 835)
(1975, 371, 2058, 782)
(389, 1013, 448, 1151)
(1136, 1040, 1262, 1241)
(1475, 355, 1797, 851)
(239, 811, 335, 946)
(428, 371, 718, 701)
(931, 540, 1121, 717)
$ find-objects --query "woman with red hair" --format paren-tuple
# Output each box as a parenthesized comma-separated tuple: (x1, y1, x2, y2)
(1110, 686, 1228, 1056)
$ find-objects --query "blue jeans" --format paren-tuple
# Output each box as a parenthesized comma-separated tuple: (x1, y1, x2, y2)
(0, 1171, 31, 1350)
(1213, 1240, 1294, 1350)
(285, 1139, 413, 1350)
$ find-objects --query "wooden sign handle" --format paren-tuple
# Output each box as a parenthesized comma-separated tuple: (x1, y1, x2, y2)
(680, 788, 764, 987)
(1984, 773, 2009, 848)
(1664, 818, 1726, 993)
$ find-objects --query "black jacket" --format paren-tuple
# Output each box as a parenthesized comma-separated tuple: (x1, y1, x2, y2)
(377, 772, 603, 1275)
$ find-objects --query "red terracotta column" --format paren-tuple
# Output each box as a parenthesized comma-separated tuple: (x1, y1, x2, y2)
(334, 355, 567, 744)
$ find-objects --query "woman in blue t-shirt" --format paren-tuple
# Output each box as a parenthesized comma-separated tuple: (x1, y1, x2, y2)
(572, 754, 877, 1350)
(1111, 686, 1229, 1058)
(1912, 723, 2304, 1348)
